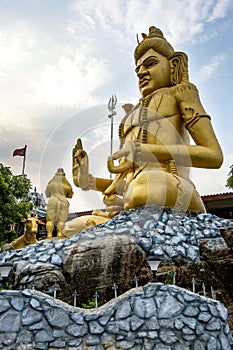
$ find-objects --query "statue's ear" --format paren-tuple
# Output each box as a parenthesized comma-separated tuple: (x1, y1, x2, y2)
(169, 52, 188, 85)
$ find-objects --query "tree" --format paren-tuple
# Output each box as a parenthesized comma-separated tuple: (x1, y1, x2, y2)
(226, 165, 233, 190)
(0, 164, 32, 245)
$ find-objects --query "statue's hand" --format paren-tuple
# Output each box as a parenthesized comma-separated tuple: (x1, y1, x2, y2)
(103, 194, 124, 215)
(108, 141, 136, 174)
(72, 139, 90, 188)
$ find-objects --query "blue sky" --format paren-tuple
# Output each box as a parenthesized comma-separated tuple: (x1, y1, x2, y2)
(0, 0, 232, 211)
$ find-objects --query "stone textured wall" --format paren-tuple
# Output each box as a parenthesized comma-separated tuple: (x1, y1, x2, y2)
(0, 283, 232, 350)
(0, 206, 233, 349)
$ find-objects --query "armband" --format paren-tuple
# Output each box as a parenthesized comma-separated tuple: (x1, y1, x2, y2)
(182, 107, 210, 130)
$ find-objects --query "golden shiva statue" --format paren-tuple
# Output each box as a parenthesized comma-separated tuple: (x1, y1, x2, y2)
(63, 26, 223, 237)
(45, 168, 73, 238)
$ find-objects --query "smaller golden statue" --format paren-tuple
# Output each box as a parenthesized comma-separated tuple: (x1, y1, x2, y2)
(45, 168, 73, 238)
(3, 215, 39, 251)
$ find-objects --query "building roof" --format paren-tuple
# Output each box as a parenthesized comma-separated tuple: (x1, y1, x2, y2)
(202, 192, 233, 211)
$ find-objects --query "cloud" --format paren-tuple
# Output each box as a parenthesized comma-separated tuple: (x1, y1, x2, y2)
(34, 50, 111, 108)
(208, 0, 233, 22)
(70, 0, 232, 47)
(197, 54, 226, 81)
(0, 20, 35, 76)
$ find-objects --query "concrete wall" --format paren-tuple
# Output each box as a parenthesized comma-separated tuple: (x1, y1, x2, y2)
(0, 283, 232, 350)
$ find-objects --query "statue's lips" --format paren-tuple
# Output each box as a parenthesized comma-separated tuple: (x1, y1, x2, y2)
(139, 78, 150, 87)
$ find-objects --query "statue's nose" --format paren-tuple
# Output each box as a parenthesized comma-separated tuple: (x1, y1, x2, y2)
(137, 65, 148, 78)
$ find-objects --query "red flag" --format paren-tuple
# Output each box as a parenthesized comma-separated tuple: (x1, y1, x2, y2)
(13, 147, 26, 157)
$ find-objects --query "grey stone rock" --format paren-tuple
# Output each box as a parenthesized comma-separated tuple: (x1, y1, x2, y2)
(206, 336, 217, 350)
(186, 246, 198, 261)
(17, 330, 32, 344)
(137, 237, 152, 251)
(98, 310, 114, 325)
(34, 329, 54, 342)
(182, 316, 197, 329)
(85, 334, 101, 346)
(45, 308, 70, 327)
(159, 318, 174, 328)
(2, 332, 16, 346)
(52, 328, 66, 337)
(158, 295, 184, 318)
(50, 339, 66, 348)
(22, 307, 42, 325)
(0, 298, 11, 313)
(205, 318, 221, 331)
(28, 318, 51, 331)
(34, 343, 49, 350)
(66, 323, 88, 336)
(153, 234, 166, 244)
(0, 310, 21, 332)
(182, 326, 194, 335)
(142, 316, 160, 331)
(30, 297, 42, 310)
(106, 321, 120, 334)
(68, 338, 82, 347)
(183, 306, 199, 317)
(70, 311, 84, 324)
(216, 301, 228, 321)
(182, 333, 196, 341)
(197, 312, 212, 322)
(10, 296, 25, 311)
(130, 314, 144, 331)
(115, 301, 131, 319)
(174, 319, 184, 330)
(219, 334, 233, 350)
(208, 304, 219, 317)
(193, 340, 205, 350)
(159, 328, 178, 344)
(133, 297, 156, 318)
(38, 254, 50, 263)
(116, 340, 135, 349)
(89, 320, 104, 334)
(50, 254, 63, 265)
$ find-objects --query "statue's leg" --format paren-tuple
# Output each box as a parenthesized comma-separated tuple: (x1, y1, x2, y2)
(57, 221, 65, 237)
(46, 219, 54, 238)
(63, 215, 109, 238)
(123, 170, 205, 212)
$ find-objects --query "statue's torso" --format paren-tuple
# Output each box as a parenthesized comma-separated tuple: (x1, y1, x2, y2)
(121, 89, 190, 180)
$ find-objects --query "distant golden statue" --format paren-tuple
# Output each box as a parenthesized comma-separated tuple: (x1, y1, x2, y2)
(64, 26, 223, 236)
(45, 168, 73, 238)
(3, 215, 39, 251)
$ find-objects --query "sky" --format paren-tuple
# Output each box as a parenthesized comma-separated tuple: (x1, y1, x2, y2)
(0, 0, 233, 212)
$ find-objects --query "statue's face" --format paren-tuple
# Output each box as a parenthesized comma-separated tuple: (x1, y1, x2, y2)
(135, 48, 171, 97)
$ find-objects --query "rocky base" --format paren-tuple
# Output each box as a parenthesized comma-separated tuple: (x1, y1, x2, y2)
(0, 206, 232, 329)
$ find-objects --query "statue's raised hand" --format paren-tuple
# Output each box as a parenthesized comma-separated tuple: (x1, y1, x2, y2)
(72, 139, 90, 188)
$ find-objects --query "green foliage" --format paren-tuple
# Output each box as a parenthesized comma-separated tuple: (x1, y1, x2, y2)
(0, 163, 32, 245)
(226, 164, 233, 189)
(165, 269, 175, 284)
(82, 297, 96, 309)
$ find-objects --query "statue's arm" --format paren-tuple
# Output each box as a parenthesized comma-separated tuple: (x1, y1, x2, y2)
(110, 83, 223, 170)
(141, 83, 223, 168)
(72, 139, 115, 193)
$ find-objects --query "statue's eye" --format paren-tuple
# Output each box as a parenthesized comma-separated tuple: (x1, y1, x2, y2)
(147, 61, 157, 68)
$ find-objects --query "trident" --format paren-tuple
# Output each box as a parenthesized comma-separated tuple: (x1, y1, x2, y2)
(108, 95, 117, 160)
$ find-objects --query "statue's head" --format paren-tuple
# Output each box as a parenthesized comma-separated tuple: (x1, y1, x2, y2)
(55, 168, 65, 176)
(134, 26, 189, 97)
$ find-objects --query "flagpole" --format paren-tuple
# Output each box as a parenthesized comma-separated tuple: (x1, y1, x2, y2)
(22, 145, 27, 177)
